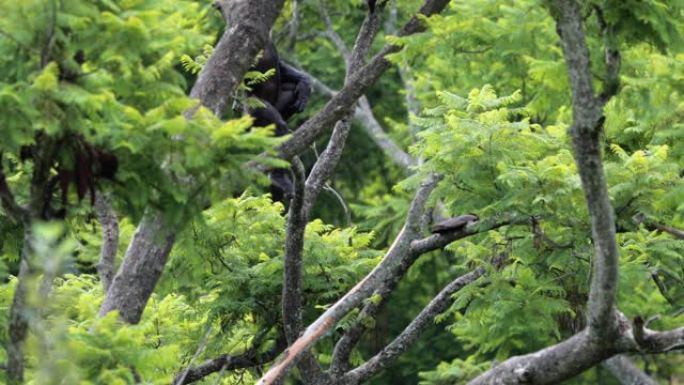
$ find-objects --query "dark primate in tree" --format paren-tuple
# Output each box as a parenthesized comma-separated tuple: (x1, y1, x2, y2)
(215, 0, 311, 201)
(21, 135, 118, 219)
(248, 39, 312, 201)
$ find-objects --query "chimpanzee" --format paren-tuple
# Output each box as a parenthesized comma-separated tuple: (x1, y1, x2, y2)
(247, 39, 312, 202)
(216, 1, 312, 201)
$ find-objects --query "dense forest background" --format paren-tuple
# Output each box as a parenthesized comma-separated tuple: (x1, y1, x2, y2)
(0, 0, 683, 384)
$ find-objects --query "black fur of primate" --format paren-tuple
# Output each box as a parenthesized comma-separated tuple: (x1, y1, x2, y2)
(246, 39, 311, 202)
(21, 135, 118, 220)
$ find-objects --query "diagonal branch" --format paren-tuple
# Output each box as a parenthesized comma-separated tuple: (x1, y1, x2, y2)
(173, 338, 286, 385)
(275, 0, 452, 161)
(256, 173, 442, 385)
(344, 266, 488, 383)
(329, 215, 520, 374)
(303, 2, 387, 218)
(603, 356, 657, 385)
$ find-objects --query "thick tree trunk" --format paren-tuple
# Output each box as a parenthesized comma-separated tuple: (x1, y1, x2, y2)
(98, 209, 176, 323)
(98, 0, 285, 323)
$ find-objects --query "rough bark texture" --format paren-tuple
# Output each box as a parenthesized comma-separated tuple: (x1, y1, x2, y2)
(603, 356, 657, 385)
(467, 331, 616, 385)
(95, 193, 119, 292)
(98, 209, 177, 323)
(552, 0, 619, 339)
(283, 158, 306, 343)
(98, 0, 285, 324)
(188, 0, 286, 117)
(6, 232, 31, 385)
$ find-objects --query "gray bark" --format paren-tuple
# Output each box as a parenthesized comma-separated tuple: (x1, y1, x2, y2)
(345, 267, 486, 383)
(95, 193, 119, 292)
(274, 0, 452, 161)
(6, 232, 31, 385)
(552, 0, 619, 339)
(98, 209, 177, 323)
(603, 356, 657, 385)
(98, 0, 285, 323)
(188, 0, 286, 118)
(256, 174, 442, 385)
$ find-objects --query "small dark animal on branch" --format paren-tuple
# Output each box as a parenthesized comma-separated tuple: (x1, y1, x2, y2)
(245, 37, 312, 202)
(431, 214, 479, 234)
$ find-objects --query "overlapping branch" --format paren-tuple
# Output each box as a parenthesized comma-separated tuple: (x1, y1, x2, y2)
(275, 0, 452, 161)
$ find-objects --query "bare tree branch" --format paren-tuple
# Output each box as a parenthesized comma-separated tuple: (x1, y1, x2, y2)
(634, 317, 684, 353)
(633, 214, 684, 240)
(409, 214, 526, 255)
(274, 0, 452, 161)
(551, 0, 619, 339)
(303, 2, 387, 217)
(345, 266, 488, 383)
(308, 72, 414, 170)
(256, 173, 441, 385)
(283, 157, 306, 343)
(95, 193, 119, 292)
(603, 356, 657, 385)
(173, 338, 286, 385)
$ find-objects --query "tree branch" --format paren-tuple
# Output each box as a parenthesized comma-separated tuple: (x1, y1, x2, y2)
(173, 339, 286, 385)
(274, 0, 452, 161)
(409, 214, 526, 255)
(551, 0, 619, 339)
(303, 3, 386, 218)
(95, 193, 119, 292)
(187, 0, 286, 117)
(345, 266, 488, 383)
(255, 173, 441, 385)
(603, 356, 657, 385)
(99, 0, 285, 324)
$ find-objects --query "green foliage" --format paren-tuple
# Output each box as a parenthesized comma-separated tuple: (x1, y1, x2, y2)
(1, 1, 684, 384)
